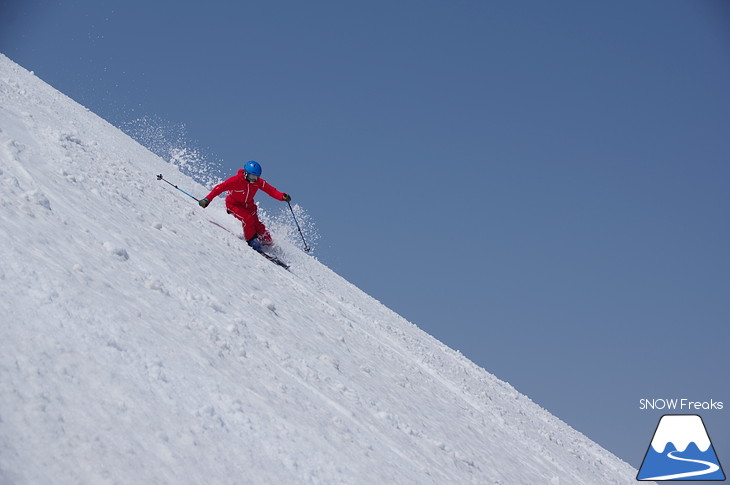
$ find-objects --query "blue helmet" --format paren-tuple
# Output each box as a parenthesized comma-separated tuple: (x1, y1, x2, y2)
(244, 160, 262, 177)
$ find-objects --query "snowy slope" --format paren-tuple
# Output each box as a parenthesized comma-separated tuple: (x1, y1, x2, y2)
(0, 54, 643, 485)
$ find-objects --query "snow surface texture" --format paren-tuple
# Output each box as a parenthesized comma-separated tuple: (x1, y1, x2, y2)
(0, 54, 644, 484)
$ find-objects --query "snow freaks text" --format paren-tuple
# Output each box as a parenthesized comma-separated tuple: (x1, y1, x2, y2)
(639, 399, 724, 411)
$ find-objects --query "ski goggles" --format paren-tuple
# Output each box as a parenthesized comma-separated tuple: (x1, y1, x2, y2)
(245, 173, 259, 183)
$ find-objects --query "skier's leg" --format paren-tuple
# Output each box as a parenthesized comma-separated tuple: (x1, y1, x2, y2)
(226, 204, 258, 242)
(255, 217, 273, 246)
(240, 213, 258, 242)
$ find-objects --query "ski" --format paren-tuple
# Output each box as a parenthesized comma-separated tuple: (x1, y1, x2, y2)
(255, 249, 290, 270)
(206, 219, 290, 270)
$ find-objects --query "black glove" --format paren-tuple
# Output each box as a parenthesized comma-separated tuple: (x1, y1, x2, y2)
(282, 193, 291, 202)
(198, 198, 210, 208)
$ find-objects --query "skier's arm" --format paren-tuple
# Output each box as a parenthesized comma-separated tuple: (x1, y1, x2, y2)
(259, 180, 288, 201)
(204, 175, 238, 202)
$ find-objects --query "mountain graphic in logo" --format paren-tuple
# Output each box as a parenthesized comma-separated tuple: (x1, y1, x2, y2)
(637, 414, 725, 481)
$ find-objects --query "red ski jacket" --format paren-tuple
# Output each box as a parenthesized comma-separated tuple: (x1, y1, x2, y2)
(204, 169, 286, 211)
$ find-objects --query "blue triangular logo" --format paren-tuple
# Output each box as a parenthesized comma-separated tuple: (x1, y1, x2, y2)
(637, 414, 725, 481)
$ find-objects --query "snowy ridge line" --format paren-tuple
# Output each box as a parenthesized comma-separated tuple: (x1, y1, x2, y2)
(0, 53, 643, 484)
(260, 236, 630, 481)
(325, 292, 608, 474)
(256, 258, 485, 476)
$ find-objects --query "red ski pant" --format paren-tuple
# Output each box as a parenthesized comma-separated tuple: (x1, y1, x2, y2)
(226, 203, 270, 242)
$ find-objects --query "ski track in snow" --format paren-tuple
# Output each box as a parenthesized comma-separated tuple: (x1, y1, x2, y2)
(0, 54, 645, 484)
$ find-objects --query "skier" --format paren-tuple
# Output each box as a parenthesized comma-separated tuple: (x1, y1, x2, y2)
(198, 160, 291, 250)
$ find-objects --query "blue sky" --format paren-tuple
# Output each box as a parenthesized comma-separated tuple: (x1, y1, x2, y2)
(3, 0, 728, 474)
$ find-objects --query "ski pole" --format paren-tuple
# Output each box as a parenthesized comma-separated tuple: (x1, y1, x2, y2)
(156, 174, 200, 202)
(287, 201, 311, 252)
